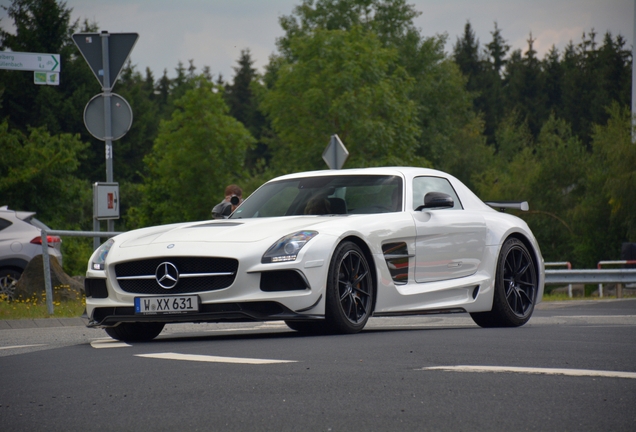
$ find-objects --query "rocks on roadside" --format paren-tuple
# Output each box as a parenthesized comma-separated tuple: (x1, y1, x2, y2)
(12, 255, 84, 303)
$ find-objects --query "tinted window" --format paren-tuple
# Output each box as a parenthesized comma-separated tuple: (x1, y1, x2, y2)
(0, 217, 12, 231)
(412, 176, 462, 210)
(232, 175, 403, 218)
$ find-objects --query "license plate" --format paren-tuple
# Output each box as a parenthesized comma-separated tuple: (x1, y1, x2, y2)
(135, 295, 199, 314)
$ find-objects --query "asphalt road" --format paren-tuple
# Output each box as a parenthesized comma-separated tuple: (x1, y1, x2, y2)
(1, 299, 635, 431)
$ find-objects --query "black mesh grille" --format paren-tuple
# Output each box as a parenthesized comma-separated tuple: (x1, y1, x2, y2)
(85, 278, 108, 298)
(260, 270, 309, 292)
(114, 257, 238, 295)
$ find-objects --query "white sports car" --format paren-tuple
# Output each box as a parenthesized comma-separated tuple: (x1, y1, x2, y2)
(85, 167, 544, 341)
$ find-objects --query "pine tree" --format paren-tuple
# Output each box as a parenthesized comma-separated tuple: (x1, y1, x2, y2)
(224, 49, 268, 169)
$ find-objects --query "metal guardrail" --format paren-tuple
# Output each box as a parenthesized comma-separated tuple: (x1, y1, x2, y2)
(545, 268, 636, 299)
(545, 269, 636, 284)
(596, 260, 636, 298)
(545, 262, 573, 297)
(40, 229, 121, 315)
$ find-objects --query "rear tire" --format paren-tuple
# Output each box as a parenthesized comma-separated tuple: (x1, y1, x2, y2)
(105, 322, 165, 342)
(324, 241, 374, 334)
(471, 238, 538, 328)
(0, 268, 21, 301)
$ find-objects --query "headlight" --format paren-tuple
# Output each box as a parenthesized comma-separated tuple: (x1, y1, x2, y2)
(262, 231, 318, 263)
(90, 238, 115, 270)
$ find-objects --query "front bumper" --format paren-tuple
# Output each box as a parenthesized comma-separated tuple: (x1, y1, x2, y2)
(87, 299, 323, 328)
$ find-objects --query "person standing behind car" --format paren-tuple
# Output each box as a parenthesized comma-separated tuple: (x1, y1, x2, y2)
(212, 184, 243, 219)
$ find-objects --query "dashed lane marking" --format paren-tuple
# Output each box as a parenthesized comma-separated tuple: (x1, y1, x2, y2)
(421, 365, 636, 379)
(136, 352, 297, 364)
(90, 339, 131, 349)
(0, 344, 46, 350)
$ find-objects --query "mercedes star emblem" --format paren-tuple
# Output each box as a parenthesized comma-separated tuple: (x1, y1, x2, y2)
(155, 262, 179, 289)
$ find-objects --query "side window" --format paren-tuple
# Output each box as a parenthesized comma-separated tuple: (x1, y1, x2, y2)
(0, 217, 12, 231)
(412, 176, 462, 210)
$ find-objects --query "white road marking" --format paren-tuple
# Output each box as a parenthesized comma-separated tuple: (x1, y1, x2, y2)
(421, 365, 636, 379)
(0, 344, 46, 350)
(136, 352, 297, 364)
(90, 339, 131, 349)
(554, 315, 636, 318)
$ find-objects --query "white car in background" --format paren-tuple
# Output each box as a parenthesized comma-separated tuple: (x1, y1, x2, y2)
(85, 167, 544, 342)
(0, 206, 62, 299)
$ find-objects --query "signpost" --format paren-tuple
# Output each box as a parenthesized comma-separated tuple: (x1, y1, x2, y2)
(73, 31, 138, 248)
(34, 71, 59, 85)
(322, 134, 349, 170)
(72, 33, 138, 89)
(84, 93, 133, 141)
(0, 51, 60, 72)
(0, 51, 60, 85)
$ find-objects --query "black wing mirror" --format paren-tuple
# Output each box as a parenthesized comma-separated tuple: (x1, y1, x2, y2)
(415, 192, 454, 211)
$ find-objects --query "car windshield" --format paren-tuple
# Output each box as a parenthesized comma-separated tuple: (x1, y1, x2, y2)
(231, 175, 403, 218)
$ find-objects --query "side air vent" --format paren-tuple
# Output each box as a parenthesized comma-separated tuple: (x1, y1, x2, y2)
(382, 242, 412, 285)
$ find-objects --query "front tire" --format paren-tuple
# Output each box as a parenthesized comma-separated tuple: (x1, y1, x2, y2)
(284, 320, 326, 334)
(325, 241, 374, 334)
(105, 322, 165, 342)
(471, 238, 538, 328)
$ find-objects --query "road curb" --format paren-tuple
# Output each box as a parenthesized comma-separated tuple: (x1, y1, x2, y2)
(0, 317, 88, 330)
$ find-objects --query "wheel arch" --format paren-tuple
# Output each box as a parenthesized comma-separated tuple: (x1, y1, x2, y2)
(504, 232, 543, 291)
(0, 258, 28, 274)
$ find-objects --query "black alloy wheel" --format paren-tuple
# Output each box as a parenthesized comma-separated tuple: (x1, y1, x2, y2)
(471, 237, 538, 328)
(0, 268, 21, 301)
(325, 241, 374, 334)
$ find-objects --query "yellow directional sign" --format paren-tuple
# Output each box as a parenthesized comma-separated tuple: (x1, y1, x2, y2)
(0, 51, 60, 72)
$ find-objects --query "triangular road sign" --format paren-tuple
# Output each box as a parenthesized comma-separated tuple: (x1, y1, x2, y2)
(322, 134, 349, 170)
(72, 32, 138, 89)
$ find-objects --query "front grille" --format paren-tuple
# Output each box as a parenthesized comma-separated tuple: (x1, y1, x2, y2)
(114, 257, 238, 295)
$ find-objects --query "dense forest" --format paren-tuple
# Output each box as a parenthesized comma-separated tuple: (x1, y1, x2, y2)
(0, 0, 634, 275)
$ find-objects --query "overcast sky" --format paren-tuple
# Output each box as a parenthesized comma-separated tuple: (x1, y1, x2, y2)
(0, 0, 633, 82)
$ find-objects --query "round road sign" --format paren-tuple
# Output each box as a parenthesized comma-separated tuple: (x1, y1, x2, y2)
(83, 93, 133, 141)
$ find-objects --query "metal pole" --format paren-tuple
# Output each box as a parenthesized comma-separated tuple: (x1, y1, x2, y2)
(40, 231, 54, 315)
(101, 31, 115, 234)
(632, 0, 636, 142)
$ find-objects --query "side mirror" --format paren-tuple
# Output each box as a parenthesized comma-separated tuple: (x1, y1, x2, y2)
(415, 192, 454, 211)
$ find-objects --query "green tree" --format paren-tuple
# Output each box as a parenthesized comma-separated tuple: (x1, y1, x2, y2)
(0, 120, 88, 225)
(591, 104, 636, 242)
(272, 0, 486, 187)
(0, 1, 100, 134)
(133, 77, 255, 225)
(261, 26, 423, 173)
(452, 21, 482, 92)
(503, 34, 547, 138)
(112, 63, 161, 184)
(277, 0, 420, 55)
(224, 49, 269, 169)
(480, 22, 510, 143)
(474, 115, 592, 265)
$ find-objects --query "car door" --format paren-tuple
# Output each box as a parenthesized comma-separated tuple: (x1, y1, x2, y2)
(411, 176, 487, 283)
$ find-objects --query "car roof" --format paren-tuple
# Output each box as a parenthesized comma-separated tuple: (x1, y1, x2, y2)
(271, 166, 450, 181)
(0, 205, 37, 222)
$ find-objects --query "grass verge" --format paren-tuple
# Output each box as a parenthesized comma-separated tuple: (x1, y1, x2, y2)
(0, 292, 86, 320)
